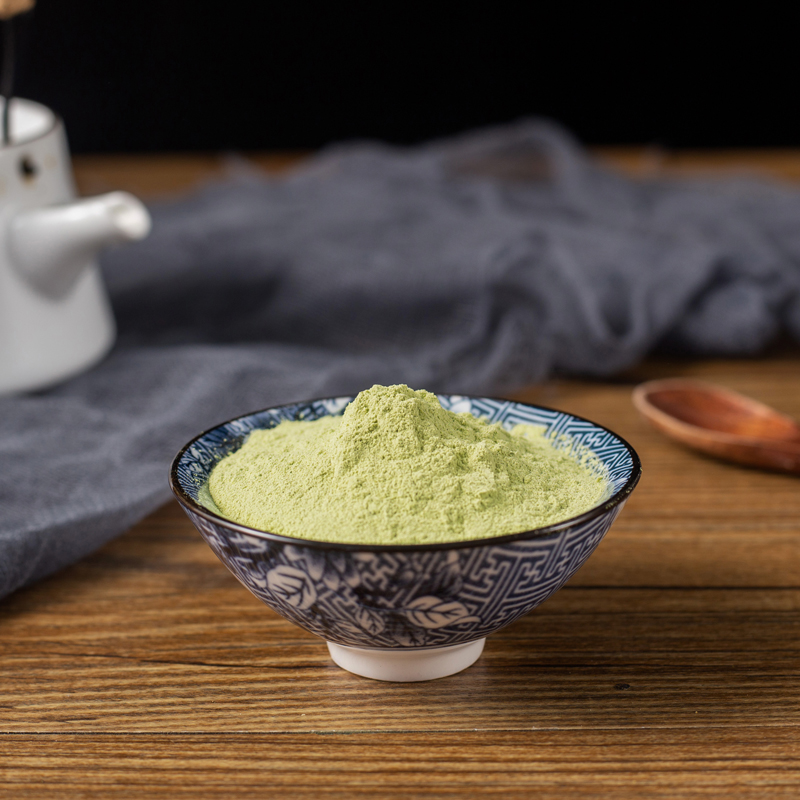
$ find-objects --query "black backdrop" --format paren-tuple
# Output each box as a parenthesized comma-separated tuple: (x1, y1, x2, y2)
(9, 2, 799, 153)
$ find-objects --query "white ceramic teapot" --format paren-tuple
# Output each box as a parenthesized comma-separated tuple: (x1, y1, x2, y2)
(0, 98, 151, 395)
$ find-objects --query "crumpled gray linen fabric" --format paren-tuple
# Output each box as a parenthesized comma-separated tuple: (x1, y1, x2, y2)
(2, 120, 800, 599)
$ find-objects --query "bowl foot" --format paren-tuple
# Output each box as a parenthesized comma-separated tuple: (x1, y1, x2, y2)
(326, 639, 485, 682)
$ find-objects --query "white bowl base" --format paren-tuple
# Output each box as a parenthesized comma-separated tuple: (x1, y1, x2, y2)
(327, 638, 485, 682)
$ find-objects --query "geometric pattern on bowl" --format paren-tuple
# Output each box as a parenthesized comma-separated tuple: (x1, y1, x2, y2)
(171, 396, 641, 650)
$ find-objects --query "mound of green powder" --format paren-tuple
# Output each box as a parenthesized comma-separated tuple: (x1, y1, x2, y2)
(208, 384, 608, 545)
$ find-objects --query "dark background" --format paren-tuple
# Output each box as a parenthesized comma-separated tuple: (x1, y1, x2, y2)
(8, 2, 797, 153)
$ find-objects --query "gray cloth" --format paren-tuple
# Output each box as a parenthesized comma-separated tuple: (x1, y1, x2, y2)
(2, 121, 800, 599)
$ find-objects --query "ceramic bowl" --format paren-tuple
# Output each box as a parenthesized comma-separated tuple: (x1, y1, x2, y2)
(170, 395, 641, 682)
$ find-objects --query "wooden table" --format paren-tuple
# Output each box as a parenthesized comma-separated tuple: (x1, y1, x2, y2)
(2, 152, 800, 798)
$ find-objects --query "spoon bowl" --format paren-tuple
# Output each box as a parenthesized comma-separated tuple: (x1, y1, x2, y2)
(632, 378, 800, 474)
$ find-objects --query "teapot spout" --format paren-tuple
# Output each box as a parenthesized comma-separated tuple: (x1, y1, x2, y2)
(8, 191, 151, 298)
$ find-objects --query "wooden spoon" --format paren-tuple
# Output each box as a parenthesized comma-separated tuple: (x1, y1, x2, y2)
(632, 378, 800, 474)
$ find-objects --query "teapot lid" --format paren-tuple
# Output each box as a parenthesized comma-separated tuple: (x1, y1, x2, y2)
(0, 98, 56, 147)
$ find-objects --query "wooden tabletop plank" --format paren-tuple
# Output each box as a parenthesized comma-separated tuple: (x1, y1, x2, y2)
(71, 153, 307, 199)
(71, 148, 800, 200)
(2, 731, 800, 799)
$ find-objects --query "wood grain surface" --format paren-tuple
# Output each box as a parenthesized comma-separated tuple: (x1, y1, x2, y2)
(2, 154, 800, 798)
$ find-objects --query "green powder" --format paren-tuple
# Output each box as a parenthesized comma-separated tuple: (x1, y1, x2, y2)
(208, 384, 608, 545)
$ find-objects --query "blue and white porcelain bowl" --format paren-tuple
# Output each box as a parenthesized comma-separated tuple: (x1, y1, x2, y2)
(170, 395, 641, 682)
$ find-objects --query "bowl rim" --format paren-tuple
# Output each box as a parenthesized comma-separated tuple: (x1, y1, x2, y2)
(169, 394, 642, 552)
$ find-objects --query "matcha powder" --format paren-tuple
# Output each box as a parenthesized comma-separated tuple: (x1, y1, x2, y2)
(208, 385, 608, 545)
